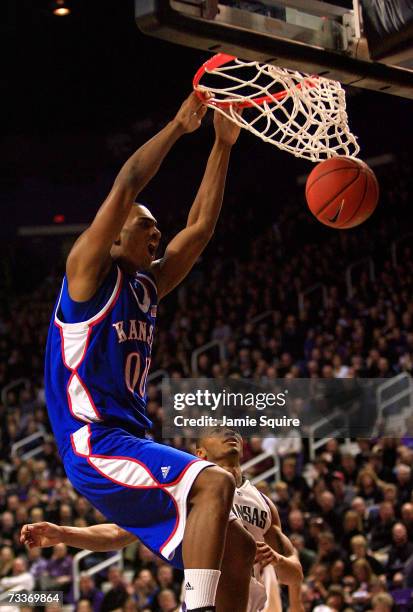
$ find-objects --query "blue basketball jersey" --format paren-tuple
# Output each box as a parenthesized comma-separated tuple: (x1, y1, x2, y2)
(45, 263, 158, 454)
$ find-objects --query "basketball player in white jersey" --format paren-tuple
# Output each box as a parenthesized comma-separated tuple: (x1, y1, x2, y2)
(21, 429, 303, 611)
(196, 427, 304, 612)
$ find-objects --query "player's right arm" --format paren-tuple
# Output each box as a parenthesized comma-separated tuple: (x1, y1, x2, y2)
(258, 498, 304, 586)
(66, 93, 208, 301)
(20, 522, 136, 552)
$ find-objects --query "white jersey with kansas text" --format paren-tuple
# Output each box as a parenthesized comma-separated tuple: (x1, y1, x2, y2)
(232, 479, 272, 540)
(232, 480, 280, 612)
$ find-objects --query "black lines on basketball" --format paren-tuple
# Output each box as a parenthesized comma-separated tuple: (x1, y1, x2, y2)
(343, 172, 368, 228)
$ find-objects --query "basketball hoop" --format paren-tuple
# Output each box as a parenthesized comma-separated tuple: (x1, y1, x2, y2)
(193, 54, 360, 162)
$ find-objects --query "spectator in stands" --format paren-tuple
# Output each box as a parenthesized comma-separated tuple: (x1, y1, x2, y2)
(58, 504, 73, 526)
(0, 513, 15, 548)
(349, 535, 384, 576)
(0, 558, 34, 594)
(45, 543, 72, 594)
(273, 481, 291, 528)
(382, 483, 398, 507)
(386, 522, 413, 579)
(74, 498, 93, 524)
(281, 456, 310, 500)
(310, 457, 330, 483)
(315, 531, 342, 565)
(76, 601, 93, 612)
(330, 471, 355, 515)
(0, 547, 14, 579)
(370, 592, 395, 612)
(27, 546, 48, 586)
(324, 585, 346, 611)
(340, 453, 358, 486)
(351, 496, 370, 532)
(306, 563, 330, 605)
(315, 492, 341, 537)
(369, 447, 393, 482)
(356, 440, 373, 469)
(123, 597, 139, 612)
(401, 501, 413, 538)
(286, 509, 306, 539)
(133, 545, 158, 577)
(290, 534, 316, 577)
(395, 464, 413, 505)
(157, 588, 178, 612)
(341, 510, 363, 553)
(242, 438, 274, 477)
(101, 567, 128, 612)
(329, 559, 345, 587)
(156, 565, 180, 600)
(370, 502, 397, 551)
(306, 517, 325, 551)
(76, 574, 104, 612)
(351, 559, 376, 608)
(131, 569, 159, 610)
(356, 468, 384, 505)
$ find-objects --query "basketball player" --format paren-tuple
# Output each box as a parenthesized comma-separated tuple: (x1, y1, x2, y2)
(197, 428, 304, 612)
(43, 92, 256, 612)
(21, 430, 303, 611)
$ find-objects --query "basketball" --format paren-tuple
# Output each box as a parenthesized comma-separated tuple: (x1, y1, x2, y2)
(305, 156, 379, 229)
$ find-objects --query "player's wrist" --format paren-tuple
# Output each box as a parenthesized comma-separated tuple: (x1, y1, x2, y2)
(59, 525, 69, 544)
(169, 117, 188, 136)
(213, 136, 233, 149)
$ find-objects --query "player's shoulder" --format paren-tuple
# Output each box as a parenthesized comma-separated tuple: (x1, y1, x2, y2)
(253, 487, 280, 527)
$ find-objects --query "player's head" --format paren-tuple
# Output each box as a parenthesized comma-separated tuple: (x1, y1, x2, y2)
(196, 426, 243, 464)
(111, 203, 161, 271)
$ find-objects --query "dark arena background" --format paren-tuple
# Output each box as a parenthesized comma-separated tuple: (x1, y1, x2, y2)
(1, 1, 413, 611)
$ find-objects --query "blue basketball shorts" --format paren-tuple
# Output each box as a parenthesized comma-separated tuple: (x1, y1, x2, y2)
(64, 423, 213, 568)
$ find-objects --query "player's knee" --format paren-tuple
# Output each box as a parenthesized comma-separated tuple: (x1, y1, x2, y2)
(190, 466, 235, 509)
(207, 467, 236, 506)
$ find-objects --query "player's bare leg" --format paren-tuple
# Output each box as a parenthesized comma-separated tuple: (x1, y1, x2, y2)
(184, 466, 235, 568)
(182, 466, 237, 610)
(215, 519, 256, 612)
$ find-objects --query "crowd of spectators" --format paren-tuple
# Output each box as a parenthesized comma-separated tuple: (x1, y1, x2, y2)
(0, 151, 413, 611)
(1, 435, 413, 611)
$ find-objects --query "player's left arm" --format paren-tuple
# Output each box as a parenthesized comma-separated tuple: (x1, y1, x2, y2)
(151, 109, 241, 299)
(20, 522, 136, 552)
(260, 497, 304, 586)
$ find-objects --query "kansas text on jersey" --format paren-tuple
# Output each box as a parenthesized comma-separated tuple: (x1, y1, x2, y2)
(232, 480, 272, 540)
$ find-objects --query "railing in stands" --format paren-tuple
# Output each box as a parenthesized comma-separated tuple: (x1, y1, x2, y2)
(373, 372, 413, 437)
(191, 340, 225, 376)
(298, 283, 327, 314)
(147, 369, 169, 385)
(72, 550, 123, 601)
(308, 410, 351, 460)
(1, 377, 31, 405)
(241, 450, 280, 485)
(345, 257, 375, 299)
(190, 311, 276, 377)
(249, 310, 275, 326)
(11, 430, 47, 460)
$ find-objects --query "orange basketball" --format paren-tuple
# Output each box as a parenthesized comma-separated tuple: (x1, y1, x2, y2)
(305, 156, 379, 229)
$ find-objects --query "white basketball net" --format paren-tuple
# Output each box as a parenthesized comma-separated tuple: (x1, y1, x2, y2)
(195, 57, 360, 162)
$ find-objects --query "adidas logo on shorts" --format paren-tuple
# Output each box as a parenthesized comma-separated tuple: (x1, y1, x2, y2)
(161, 466, 171, 479)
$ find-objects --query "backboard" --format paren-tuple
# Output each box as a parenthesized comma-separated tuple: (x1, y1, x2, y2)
(136, 0, 413, 99)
